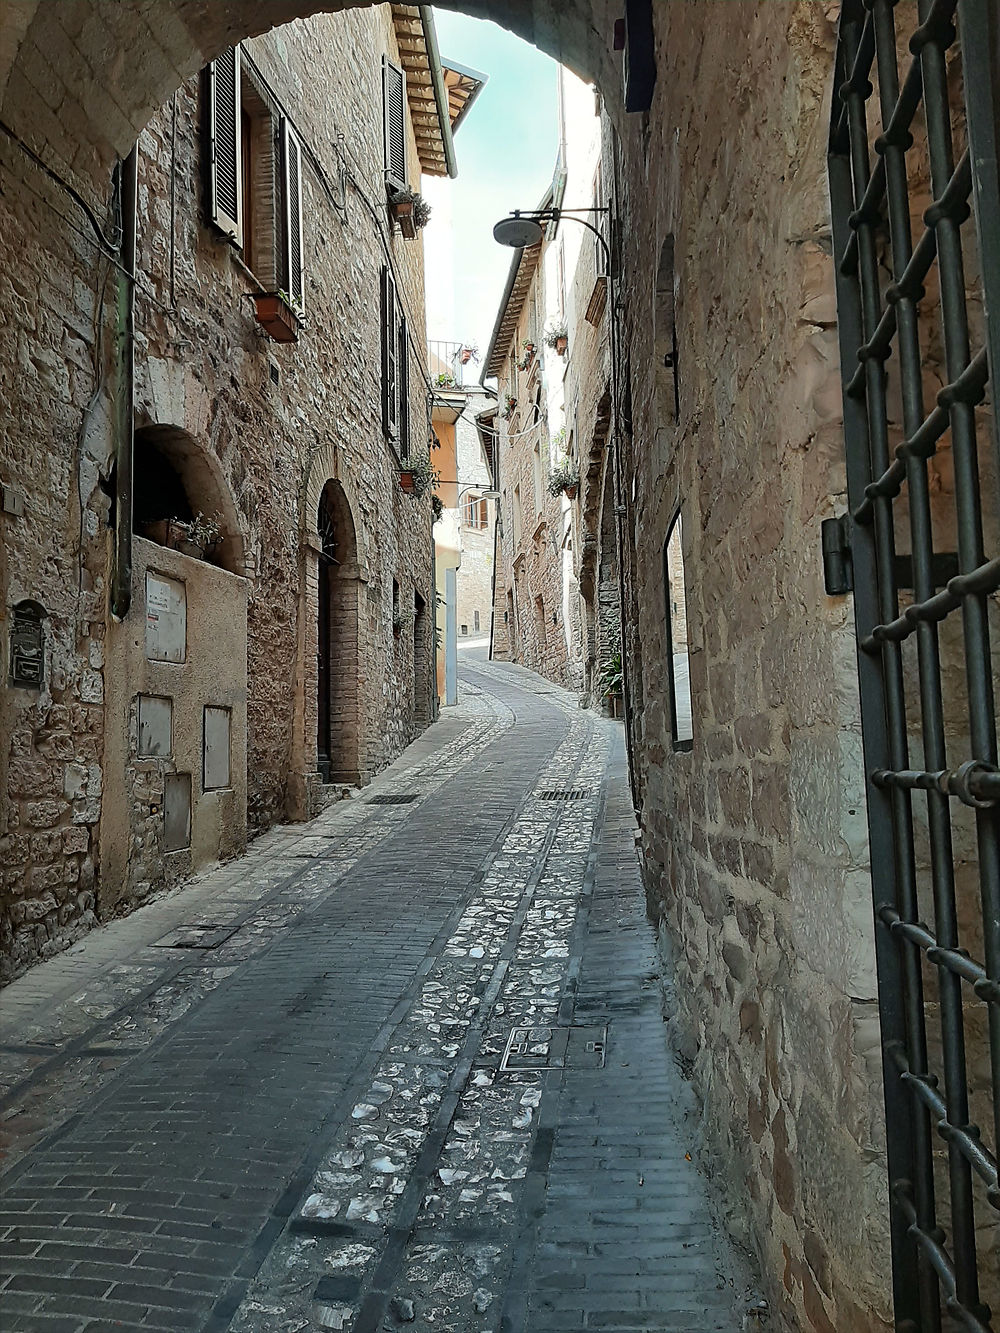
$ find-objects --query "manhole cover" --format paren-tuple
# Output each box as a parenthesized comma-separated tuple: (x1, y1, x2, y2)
(499, 1024, 607, 1071)
(538, 790, 586, 801)
(152, 923, 238, 949)
(366, 794, 419, 805)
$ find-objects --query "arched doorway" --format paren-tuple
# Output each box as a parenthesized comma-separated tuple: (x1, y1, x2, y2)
(316, 479, 360, 785)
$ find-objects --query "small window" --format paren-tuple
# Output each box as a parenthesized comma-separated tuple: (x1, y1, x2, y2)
(164, 773, 192, 852)
(206, 48, 304, 303)
(474, 610, 480, 632)
(381, 267, 407, 444)
(664, 512, 693, 750)
(535, 595, 547, 649)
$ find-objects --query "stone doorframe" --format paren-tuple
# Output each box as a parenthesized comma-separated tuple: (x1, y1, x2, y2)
(288, 453, 368, 821)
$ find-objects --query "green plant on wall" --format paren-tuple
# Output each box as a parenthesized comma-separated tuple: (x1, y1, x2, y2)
(599, 651, 623, 697)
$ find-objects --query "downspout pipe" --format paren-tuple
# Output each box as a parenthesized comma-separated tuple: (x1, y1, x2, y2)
(111, 143, 137, 621)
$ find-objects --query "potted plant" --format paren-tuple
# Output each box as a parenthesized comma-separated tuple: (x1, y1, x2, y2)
(501, 395, 517, 420)
(459, 343, 479, 366)
(544, 319, 569, 355)
(518, 339, 536, 371)
(547, 459, 580, 501)
(431, 493, 444, 523)
(152, 511, 223, 560)
(599, 651, 624, 719)
(434, 371, 457, 389)
(398, 450, 439, 498)
(251, 289, 302, 343)
(388, 186, 431, 239)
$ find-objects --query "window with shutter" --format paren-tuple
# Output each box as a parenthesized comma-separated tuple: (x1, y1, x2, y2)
(207, 46, 242, 244)
(397, 316, 409, 460)
(282, 119, 304, 314)
(382, 57, 407, 192)
(381, 267, 399, 440)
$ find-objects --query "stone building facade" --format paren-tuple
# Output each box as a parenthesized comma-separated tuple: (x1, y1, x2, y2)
(0, 5, 466, 981)
(1, 4, 999, 1332)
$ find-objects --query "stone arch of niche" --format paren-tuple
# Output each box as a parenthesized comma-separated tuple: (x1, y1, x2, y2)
(132, 423, 247, 576)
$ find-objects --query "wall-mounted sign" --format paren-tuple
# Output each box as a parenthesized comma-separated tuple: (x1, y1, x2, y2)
(9, 600, 45, 689)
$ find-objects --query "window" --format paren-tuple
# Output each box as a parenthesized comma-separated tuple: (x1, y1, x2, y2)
(532, 441, 543, 514)
(535, 595, 547, 649)
(383, 57, 407, 191)
(655, 235, 679, 421)
(381, 267, 409, 449)
(663, 512, 692, 750)
(474, 610, 480, 632)
(463, 494, 487, 529)
(206, 46, 304, 309)
(513, 485, 522, 543)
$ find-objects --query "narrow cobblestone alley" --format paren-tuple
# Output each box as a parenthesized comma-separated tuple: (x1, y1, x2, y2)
(1, 653, 759, 1332)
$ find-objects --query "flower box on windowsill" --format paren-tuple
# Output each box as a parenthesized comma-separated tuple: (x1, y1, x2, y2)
(399, 470, 417, 494)
(251, 293, 300, 343)
(391, 198, 417, 240)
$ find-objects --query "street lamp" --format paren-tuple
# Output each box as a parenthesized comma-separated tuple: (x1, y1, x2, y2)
(491, 201, 639, 808)
(492, 207, 611, 271)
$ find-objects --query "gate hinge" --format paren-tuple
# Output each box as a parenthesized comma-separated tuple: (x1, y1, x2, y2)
(821, 514, 853, 595)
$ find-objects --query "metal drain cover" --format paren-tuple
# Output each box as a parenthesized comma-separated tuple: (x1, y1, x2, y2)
(152, 923, 238, 949)
(538, 790, 586, 801)
(499, 1024, 607, 1071)
(366, 793, 419, 805)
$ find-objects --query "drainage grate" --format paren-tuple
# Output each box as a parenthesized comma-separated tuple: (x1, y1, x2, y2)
(152, 923, 238, 950)
(366, 793, 419, 805)
(499, 1024, 607, 1072)
(538, 789, 586, 801)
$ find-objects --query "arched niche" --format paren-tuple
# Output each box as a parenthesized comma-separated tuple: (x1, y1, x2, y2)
(132, 424, 247, 576)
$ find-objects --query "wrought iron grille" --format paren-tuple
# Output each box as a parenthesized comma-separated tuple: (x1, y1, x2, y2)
(829, 1, 1000, 1328)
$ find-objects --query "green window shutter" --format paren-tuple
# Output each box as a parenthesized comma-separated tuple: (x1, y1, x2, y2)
(282, 119, 305, 315)
(381, 267, 399, 440)
(382, 57, 407, 191)
(398, 316, 409, 459)
(207, 46, 242, 244)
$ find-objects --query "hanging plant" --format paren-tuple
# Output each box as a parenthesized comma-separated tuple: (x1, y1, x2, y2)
(547, 459, 580, 500)
(398, 450, 439, 498)
(459, 342, 480, 366)
(544, 319, 569, 355)
(518, 339, 537, 371)
(431, 493, 444, 523)
(501, 395, 518, 420)
(389, 186, 431, 239)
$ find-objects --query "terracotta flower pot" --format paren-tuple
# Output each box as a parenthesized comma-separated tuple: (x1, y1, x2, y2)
(252, 293, 298, 343)
(564, 484, 578, 500)
(399, 471, 416, 494)
(555, 335, 568, 355)
(391, 198, 417, 239)
(460, 349, 472, 365)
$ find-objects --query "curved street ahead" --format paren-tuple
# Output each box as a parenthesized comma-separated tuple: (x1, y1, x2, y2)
(0, 653, 759, 1332)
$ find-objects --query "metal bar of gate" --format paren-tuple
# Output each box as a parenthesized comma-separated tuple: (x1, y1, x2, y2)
(830, 0, 1000, 1327)
(828, 9, 923, 1323)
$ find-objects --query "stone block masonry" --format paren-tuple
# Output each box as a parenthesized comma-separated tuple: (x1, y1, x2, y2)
(0, 6, 436, 981)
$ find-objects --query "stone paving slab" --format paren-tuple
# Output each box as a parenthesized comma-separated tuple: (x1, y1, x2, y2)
(0, 654, 762, 1332)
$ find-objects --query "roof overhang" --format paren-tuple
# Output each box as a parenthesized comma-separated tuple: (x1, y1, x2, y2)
(391, 5, 457, 178)
(441, 58, 488, 135)
(482, 243, 544, 380)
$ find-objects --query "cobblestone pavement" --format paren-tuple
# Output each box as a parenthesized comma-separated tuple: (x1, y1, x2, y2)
(0, 653, 761, 1332)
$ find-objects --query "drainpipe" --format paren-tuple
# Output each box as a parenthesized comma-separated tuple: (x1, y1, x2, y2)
(111, 144, 137, 620)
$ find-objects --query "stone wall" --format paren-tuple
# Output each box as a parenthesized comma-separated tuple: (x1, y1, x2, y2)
(610, 5, 891, 1329)
(0, 6, 437, 980)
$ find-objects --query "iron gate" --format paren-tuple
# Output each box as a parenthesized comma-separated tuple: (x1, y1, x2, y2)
(828, 0, 1000, 1328)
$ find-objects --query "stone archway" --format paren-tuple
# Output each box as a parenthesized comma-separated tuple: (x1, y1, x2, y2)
(0, 1, 614, 197)
(315, 479, 361, 787)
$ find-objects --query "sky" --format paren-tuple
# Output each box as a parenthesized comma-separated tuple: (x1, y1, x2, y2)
(423, 10, 559, 376)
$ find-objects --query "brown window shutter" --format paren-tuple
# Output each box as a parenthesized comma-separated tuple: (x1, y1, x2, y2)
(207, 46, 242, 245)
(281, 119, 305, 315)
(381, 267, 398, 440)
(382, 57, 407, 191)
(397, 316, 409, 459)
